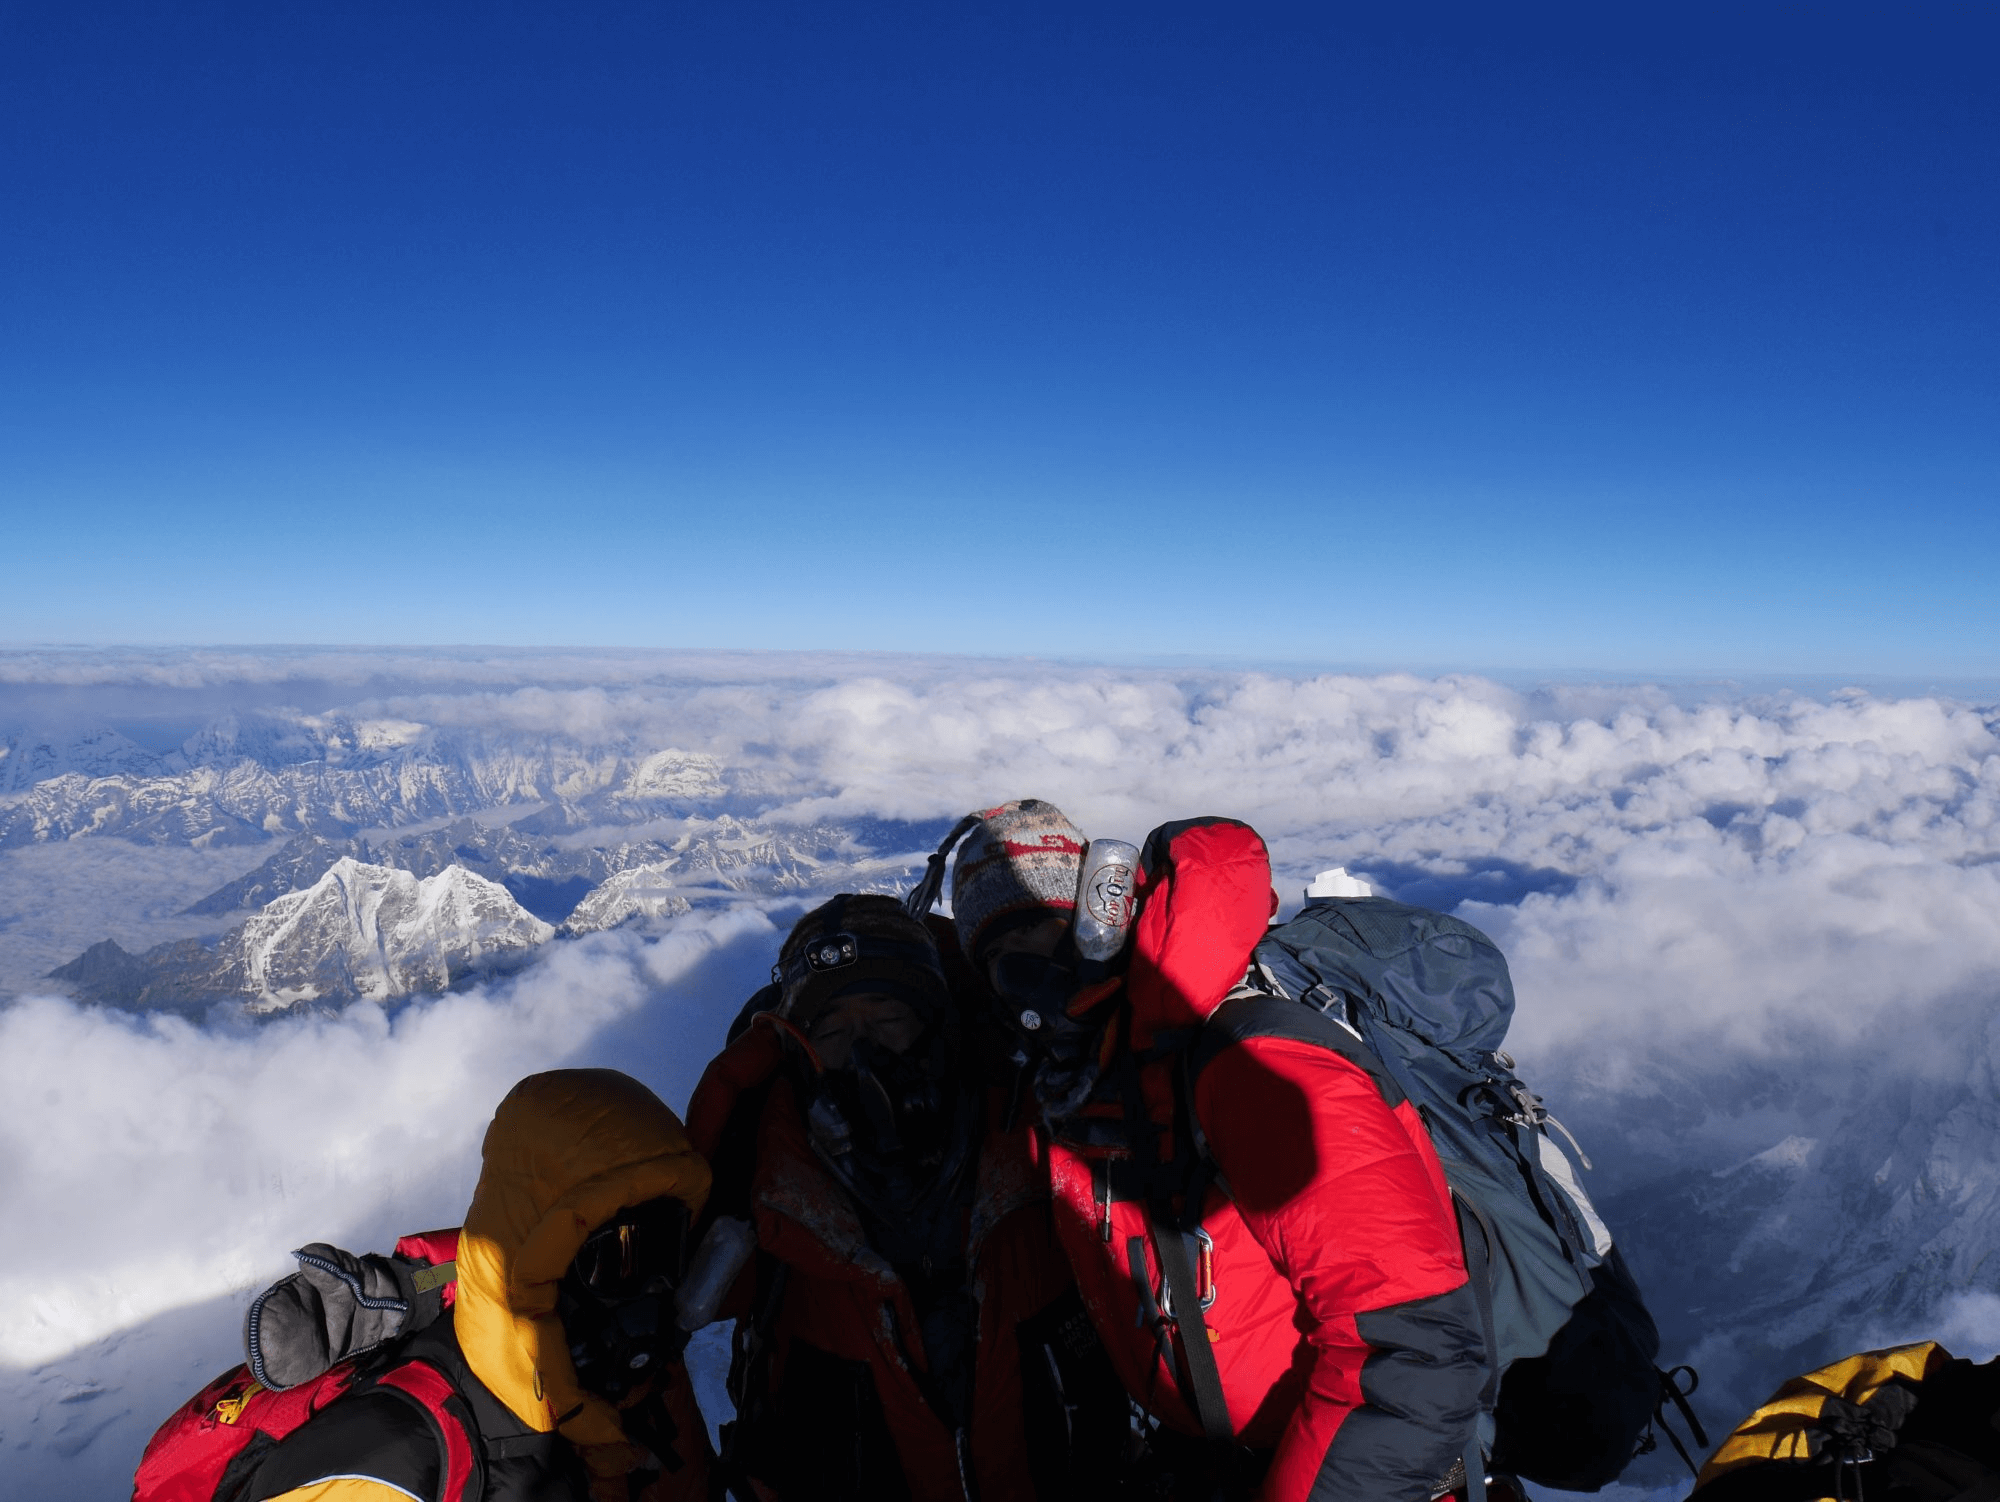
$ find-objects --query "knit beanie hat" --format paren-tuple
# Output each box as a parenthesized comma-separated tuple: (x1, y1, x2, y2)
(950, 799, 1088, 964)
(776, 893, 948, 1034)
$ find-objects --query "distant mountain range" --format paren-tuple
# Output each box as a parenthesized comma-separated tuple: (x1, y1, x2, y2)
(0, 712, 736, 848)
(183, 812, 897, 919)
(47, 814, 931, 1013)
(5, 710, 945, 1011)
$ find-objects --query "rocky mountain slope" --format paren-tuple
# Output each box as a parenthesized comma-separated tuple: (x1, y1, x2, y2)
(1522, 998, 2000, 1478)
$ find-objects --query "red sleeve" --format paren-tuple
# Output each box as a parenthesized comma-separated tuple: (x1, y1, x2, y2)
(1198, 1036, 1484, 1502)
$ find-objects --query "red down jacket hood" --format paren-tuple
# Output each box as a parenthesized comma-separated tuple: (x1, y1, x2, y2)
(1122, 817, 1279, 1049)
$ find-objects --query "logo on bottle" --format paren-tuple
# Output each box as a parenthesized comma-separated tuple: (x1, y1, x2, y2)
(1084, 862, 1132, 926)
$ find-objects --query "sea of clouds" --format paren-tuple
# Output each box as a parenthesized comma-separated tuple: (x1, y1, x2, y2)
(2, 649, 1998, 1498)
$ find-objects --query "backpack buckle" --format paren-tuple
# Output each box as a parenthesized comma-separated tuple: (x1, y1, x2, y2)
(1156, 1227, 1217, 1316)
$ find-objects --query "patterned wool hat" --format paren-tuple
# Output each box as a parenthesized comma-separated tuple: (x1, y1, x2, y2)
(950, 799, 1088, 964)
(775, 893, 948, 1032)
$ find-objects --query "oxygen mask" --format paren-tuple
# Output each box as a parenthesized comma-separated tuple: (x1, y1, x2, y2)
(803, 1015, 964, 1182)
(986, 947, 1107, 1123)
(973, 838, 1142, 1122)
(556, 1196, 691, 1406)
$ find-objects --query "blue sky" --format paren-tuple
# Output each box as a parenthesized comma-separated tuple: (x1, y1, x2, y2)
(1, 3, 1994, 677)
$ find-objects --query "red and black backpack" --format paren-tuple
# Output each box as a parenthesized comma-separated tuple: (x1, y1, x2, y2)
(131, 1230, 473, 1502)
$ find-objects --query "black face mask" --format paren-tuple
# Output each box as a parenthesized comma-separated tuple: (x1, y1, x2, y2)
(556, 1197, 690, 1407)
(987, 949, 1109, 1123)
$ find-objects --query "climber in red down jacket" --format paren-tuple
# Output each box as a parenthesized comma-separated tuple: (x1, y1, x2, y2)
(938, 802, 1488, 1502)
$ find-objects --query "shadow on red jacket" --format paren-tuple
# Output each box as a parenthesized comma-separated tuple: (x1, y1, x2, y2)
(1043, 817, 1488, 1502)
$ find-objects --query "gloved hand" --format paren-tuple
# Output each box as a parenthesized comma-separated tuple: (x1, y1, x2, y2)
(1811, 1383, 1920, 1462)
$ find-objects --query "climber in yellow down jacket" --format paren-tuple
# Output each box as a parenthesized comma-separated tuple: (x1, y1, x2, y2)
(167, 1069, 715, 1502)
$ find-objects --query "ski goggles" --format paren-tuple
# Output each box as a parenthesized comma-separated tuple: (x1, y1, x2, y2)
(570, 1196, 691, 1302)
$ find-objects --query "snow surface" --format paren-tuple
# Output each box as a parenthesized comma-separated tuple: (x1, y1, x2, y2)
(2, 652, 1998, 1498)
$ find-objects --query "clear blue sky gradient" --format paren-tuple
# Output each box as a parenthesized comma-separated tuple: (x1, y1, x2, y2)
(1, 3, 1994, 676)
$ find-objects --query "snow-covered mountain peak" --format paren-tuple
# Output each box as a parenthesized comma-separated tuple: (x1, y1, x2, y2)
(0, 727, 165, 795)
(618, 748, 725, 801)
(562, 861, 692, 934)
(238, 858, 553, 1010)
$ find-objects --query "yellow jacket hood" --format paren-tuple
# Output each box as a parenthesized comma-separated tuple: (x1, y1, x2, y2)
(452, 1068, 711, 1457)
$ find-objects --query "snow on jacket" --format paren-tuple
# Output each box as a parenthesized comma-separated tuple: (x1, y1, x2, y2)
(1044, 817, 1488, 1502)
(253, 1068, 714, 1502)
(683, 1017, 1128, 1502)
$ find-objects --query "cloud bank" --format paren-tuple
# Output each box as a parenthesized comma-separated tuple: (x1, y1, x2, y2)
(3, 650, 1998, 1496)
(0, 910, 780, 1496)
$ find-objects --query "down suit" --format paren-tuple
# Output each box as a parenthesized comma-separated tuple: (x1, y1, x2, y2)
(1040, 818, 1488, 1502)
(235, 1069, 714, 1502)
(683, 1013, 1129, 1502)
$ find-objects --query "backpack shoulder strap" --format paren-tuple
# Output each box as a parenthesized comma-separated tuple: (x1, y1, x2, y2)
(1143, 1203, 1234, 1445)
(1190, 987, 1405, 1109)
(370, 1357, 485, 1502)
(1125, 988, 1406, 1451)
(228, 1346, 485, 1502)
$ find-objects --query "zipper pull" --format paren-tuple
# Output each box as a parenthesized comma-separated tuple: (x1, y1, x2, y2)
(213, 1382, 264, 1425)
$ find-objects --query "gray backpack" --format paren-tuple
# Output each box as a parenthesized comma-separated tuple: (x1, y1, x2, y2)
(1246, 896, 1700, 1490)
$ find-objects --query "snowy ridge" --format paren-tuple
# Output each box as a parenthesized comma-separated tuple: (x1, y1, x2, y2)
(48, 858, 553, 1012)
(617, 749, 725, 801)
(0, 727, 166, 796)
(0, 714, 739, 849)
(562, 861, 692, 934)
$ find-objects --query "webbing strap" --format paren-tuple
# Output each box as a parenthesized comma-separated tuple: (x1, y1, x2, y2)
(1454, 1196, 1501, 1413)
(1148, 1206, 1233, 1445)
(1455, 1196, 1497, 1502)
(1462, 1439, 1487, 1502)
(1654, 1366, 1708, 1475)
(904, 814, 984, 918)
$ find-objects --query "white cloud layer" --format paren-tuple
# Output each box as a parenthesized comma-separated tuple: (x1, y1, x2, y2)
(3, 651, 1999, 1497)
(0, 910, 779, 1497)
